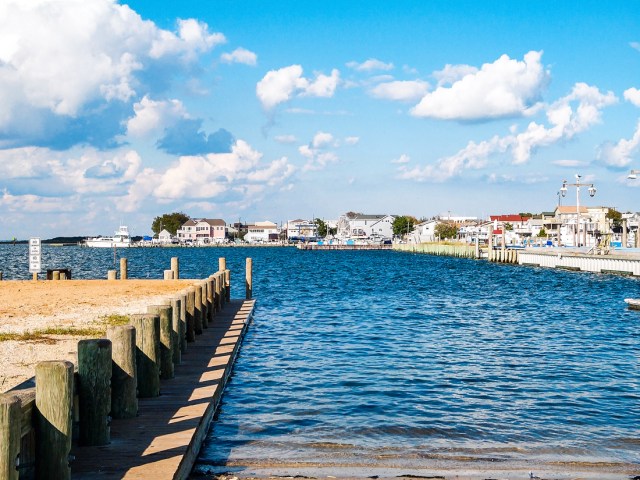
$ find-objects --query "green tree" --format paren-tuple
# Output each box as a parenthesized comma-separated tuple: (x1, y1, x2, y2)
(538, 227, 547, 237)
(392, 215, 418, 236)
(314, 218, 328, 237)
(434, 221, 458, 240)
(606, 208, 622, 227)
(504, 222, 513, 231)
(151, 212, 190, 235)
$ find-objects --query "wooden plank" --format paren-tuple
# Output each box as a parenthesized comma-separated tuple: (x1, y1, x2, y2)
(70, 299, 254, 480)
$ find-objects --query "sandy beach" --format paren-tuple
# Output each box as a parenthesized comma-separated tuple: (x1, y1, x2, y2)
(0, 279, 194, 392)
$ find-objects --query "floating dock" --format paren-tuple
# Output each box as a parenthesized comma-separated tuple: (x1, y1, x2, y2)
(297, 244, 392, 251)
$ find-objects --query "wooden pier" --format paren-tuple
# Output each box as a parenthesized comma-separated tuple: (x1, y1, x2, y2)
(1, 257, 256, 480)
(72, 299, 254, 479)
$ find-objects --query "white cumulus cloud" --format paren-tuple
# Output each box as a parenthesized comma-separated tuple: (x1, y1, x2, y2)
(369, 80, 430, 102)
(126, 96, 189, 138)
(220, 47, 257, 66)
(391, 154, 411, 164)
(624, 88, 640, 107)
(398, 82, 616, 181)
(0, 0, 224, 131)
(598, 120, 640, 168)
(432, 64, 479, 86)
(256, 65, 340, 110)
(411, 51, 549, 121)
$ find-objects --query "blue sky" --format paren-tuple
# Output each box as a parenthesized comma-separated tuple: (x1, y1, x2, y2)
(1, 0, 640, 238)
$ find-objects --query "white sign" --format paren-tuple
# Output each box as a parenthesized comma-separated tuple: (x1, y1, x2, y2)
(29, 237, 41, 273)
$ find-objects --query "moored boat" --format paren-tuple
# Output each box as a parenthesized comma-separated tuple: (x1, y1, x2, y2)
(624, 298, 640, 310)
(84, 226, 131, 248)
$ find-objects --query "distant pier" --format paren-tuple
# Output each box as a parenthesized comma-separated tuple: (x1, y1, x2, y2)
(297, 243, 392, 251)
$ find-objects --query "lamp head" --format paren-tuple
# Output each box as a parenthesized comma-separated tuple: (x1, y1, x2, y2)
(560, 184, 567, 197)
(629, 173, 637, 180)
(588, 185, 596, 197)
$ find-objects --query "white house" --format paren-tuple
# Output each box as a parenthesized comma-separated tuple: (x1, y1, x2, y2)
(154, 229, 175, 245)
(287, 219, 318, 241)
(245, 221, 279, 243)
(337, 213, 395, 240)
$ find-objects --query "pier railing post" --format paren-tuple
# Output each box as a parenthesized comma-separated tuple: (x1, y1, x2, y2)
(163, 297, 182, 364)
(77, 339, 112, 446)
(106, 325, 138, 419)
(171, 257, 179, 279)
(200, 281, 209, 329)
(0, 394, 21, 480)
(206, 276, 215, 325)
(130, 314, 160, 398)
(225, 269, 231, 303)
(194, 284, 203, 335)
(35, 360, 74, 480)
(218, 257, 226, 273)
(147, 305, 174, 380)
(120, 258, 128, 280)
(246, 258, 253, 300)
(185, 287, 196, 342)
(177, 292, 187, 352)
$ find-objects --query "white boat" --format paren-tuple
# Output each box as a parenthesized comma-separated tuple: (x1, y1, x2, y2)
(624, 298, 640, 310)
(85, 226, 131, 248)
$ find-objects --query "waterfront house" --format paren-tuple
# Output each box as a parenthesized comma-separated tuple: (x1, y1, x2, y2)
(177, 218, 226, 244)
(412, 219, 438, 243)
(154, 229, 176, 245)
(244, 221, 279, 243)
(286, 219, 318, 242)
(337, 213, 395, 240)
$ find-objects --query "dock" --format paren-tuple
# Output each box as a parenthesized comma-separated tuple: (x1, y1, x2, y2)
(71, 299, 254, 479)
(297, 243, 392, 251)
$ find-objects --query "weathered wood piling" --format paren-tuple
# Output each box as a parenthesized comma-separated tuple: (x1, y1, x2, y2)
(77, 339, 112, 446)
(106, 325, 138, 419)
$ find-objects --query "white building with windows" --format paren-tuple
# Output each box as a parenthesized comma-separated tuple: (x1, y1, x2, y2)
(245, 221, 279, 243)
(336, 213, 395, 240)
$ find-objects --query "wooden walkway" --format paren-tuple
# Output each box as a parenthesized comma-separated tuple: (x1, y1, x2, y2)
(71, 299, 255, 479)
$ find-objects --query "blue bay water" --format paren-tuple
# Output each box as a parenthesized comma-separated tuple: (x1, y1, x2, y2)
(1, 245, 639, 476)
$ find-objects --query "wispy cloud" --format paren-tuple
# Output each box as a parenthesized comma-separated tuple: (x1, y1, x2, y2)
(220, 47, 257, 66)
(346, 58, 394, 72)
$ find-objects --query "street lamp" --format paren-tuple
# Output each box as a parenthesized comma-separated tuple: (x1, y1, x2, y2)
(628, 169, 640, 180)
(560, 174, 596, 247)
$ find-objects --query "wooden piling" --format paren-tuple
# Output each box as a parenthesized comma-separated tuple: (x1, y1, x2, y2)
(77, 339, 112, 446)
(185, 287, 196, 343)
(194, 284, 203, 335)
(130, 314, 160, 398)
(35, 360, 74, 480)
(225, 269, 231, 303)
(107, 270, 117, 280)
(206, 277, 215, 325)
(0, 271, 3, 281)
(218, 257, 226, 273)
(106, 325, 138, 419)
(164, 297, 182, 364)
(147, 305, 175, 379)
(163, 270, 174, 280)
(246, 258, 253, 300)
(120, 257, 128, 280)
(177, 292, 187, 352)
(0, 394, 21, 480)
(52, 271, 60, 281)
(200, 281, 209, 329)
(171, 257, 179, 279)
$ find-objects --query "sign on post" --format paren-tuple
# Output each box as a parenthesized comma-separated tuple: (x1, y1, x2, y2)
(29, 237, 41, 274)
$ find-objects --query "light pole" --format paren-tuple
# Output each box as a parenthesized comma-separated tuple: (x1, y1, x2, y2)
(560, 174, 596, 247)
